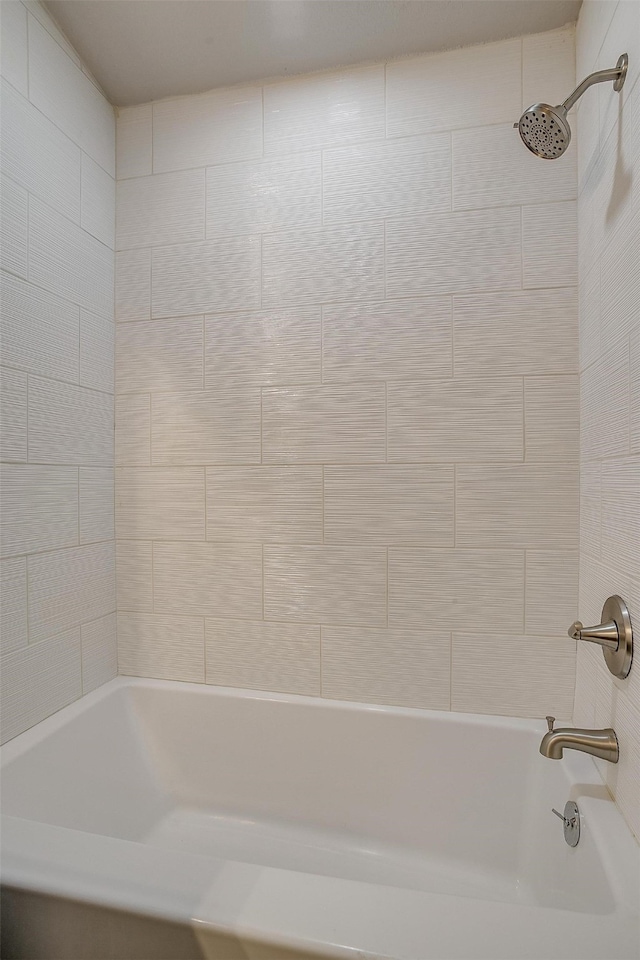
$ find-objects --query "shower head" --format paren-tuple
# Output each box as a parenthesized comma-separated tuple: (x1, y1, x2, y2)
(516, 53, 628, 160)
(517, 103, 571, 159)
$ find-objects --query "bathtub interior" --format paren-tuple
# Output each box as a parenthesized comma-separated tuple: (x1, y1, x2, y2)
(0, 680, 624, 916)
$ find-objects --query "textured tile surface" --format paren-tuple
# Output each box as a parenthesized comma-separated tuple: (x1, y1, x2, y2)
(153, 86, 263, 172)
(452, 633, 575, 719)
(323, 134, 451, 223)
(153, 542, 263, 619)
(116, 318, 203, 394)
(115, 248, 151, 322)
(324, 466, 454, 545)
(522, 201, 578, 289)
(264, 545, 386, 625)
(453, 289, 578, 377)
(28, 377, 113, 465)
(264, 65, 384, 154)
(525, 376, 579, 461)
(387, 379, 523, 462)
(321, 626, 450, 709)
(525, 550, 579, 635)
(118, 613, 204, 682)
(0, 557, 28, 655)
(80, 468, 115, 543)
(115, 394, 151, 466)
(0, 629, 82, 744)
(386, 208, 521, 298)
(116, 169, 205, 250)
(0, 464, 78, 558)
(28, 542, 115, 644)
(205, 308, 321, 387)
(206, 467, 322, 543)
(81, 153, 115, 248)
(81, 612, 117, 693)
(386, 38, 521, 137)
(389, 548, 524, 631)
(262, 384, 386, 463)
(322, 298, 452, 383)
(206, 620, 320, 695)
(0, 366, 27, 462)
(1, 1, 28, 96)
(115, 467, 205, 540)
(262, 222, 384, 307)
(206, 153, 321, 237)
(116, 540, 153, 612)
(1, 174, 28, 278)
(151, 389, 261, 465)
(456, 464, 579, 549)
(80, 309, 114, 394)
(116, 104, 152, 179)
(152, 236, 261, 318)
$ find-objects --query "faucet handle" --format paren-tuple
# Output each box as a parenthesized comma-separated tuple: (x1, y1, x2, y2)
(546, 716, 555, 732)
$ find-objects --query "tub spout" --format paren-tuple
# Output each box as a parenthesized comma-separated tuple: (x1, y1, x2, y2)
(539, 716, 619, 763)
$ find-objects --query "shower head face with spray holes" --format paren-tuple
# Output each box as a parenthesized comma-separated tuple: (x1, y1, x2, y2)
(517, 103, 571, 159)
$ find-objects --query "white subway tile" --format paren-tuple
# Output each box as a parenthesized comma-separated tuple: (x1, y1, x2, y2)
(206, 466, 322, 543)
(116, 104, 152, 179)
(80, 309, 114, 394)
(115, 394, 151, 466)
(264, 545, 387, 626)
(264, 65, 384, 154)
(116, 540, 152, 613)
(452, 633, 575, 719)
(389, 548, 524, 632)
(81, 612, 117, 693)
(262, 384, 386, 464)
(206, 153, 322, 237)
(525, 550, 579, 635)
(525, 376, 579, 461)
(79, 468, 114, 544)
(323, 134, 451, 223)
(151, 389, 261, 466)
(322, 297, 452, 383)
(206, 620, 320, 696)
(116, 317, 203, 394)
(387, 379, 523, 463)
(28, 377, 113, 466)
(601, 457, 640, 578)
(28, 17, 115, 176)
(324, 465, 454, 546)
(322, 626, 450, 710)
(456, 463, 579, 550)
(153, 542, 263, 619)
(116, 169, 205, 250)
(522, 201, 578, 288)
(81, 154, 115, 249)
(0, 367, 27, 462)
(0, 629, 81, 744)
(115, 467, 205, 541)
(386, 39, 521, 137)
(29, 198, 114, 320)
(0, 558, 27, 654)
(581, 339, 629, 461)
(522, 26, 576, 111)
(1, 1, 28, 95)
(28, 542, 115, 644)
(1, 273, 79, 383)
(0, 175, 27, 278)
(153, 86, 263, 173)
(0, 464, 77, 558)
(205, 308, 321, 388)
(386, 208, 521, 298)
(453, 288, 577, 377)
(452, 124, 575, 211)
(118, 613, 204, 682)
(116, 248, 151, 322)
(262, 222, 384, 307)
(1, 79, 81, 223)
(152, 236, 261, 318)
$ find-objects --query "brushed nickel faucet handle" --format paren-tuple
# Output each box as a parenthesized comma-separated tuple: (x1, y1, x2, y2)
(568, 596, 633, 680)
(546, 716, 555, 732)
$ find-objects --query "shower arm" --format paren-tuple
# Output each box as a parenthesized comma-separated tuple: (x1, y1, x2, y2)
(561, 54, 628, 112)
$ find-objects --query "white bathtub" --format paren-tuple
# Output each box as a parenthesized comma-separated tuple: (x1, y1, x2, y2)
(1, 677, 638, 960)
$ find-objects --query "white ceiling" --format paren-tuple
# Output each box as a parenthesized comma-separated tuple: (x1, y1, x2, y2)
(45, 0, 582, 107)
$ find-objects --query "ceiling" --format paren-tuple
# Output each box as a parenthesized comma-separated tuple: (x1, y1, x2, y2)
(45, 0, 582, 107)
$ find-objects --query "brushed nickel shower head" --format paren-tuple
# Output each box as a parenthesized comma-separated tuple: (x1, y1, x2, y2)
(516, 53, 628, 160)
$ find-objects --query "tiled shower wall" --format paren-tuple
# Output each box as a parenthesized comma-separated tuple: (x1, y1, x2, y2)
(573, 0, 640, 840)
(0, 1, 116, 743)
(115, 25, 580, 719)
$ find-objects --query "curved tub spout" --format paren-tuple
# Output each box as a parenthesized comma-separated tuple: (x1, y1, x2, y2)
(539, 719, 619, 763)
